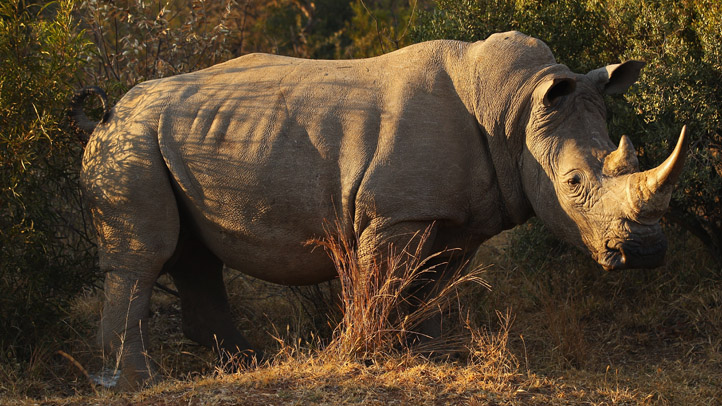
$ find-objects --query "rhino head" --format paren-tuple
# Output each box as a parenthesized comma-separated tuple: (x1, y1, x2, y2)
(520, 61, 688, 270)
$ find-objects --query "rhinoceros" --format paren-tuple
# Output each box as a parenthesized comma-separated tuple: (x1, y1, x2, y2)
(71, 31, 687, 389)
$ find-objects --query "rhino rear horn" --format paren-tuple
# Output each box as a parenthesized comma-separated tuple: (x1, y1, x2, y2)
(587, 60, 645, 95)
(627, 126, 689, 223)
(604, 135, 639, 176)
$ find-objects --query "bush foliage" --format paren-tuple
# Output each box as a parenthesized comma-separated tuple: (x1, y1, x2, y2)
(0, 0, 96, 359)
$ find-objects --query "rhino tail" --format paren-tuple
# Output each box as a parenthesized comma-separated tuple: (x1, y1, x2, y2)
(69, 86, 111, 137)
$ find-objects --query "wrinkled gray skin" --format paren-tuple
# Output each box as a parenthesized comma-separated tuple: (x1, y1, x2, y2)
(77, 31, 686, 389)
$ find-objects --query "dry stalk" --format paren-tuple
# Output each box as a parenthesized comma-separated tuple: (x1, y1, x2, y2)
(467, 308, 518, 376)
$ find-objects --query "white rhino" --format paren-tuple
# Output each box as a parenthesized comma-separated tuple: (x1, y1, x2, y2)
(71, 31, 687, 389)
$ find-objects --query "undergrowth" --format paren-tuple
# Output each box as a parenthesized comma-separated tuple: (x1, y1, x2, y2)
(2, 220, 719, 405)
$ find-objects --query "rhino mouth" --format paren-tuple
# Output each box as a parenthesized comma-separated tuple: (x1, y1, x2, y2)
(597, 238, 667, 271)
(597, 242, 626, 271)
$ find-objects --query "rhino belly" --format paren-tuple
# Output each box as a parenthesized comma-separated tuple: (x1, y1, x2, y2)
(166, 142, 347, 286)
(201, 220, 338, 286)
(173, 180, 343, 285)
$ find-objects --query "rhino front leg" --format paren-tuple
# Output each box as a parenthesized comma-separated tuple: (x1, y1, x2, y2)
(166, 237, 259, 362)
(357, 220, 441, 335)
(357, 220, 438, 269)
(407, 251, 469, 349)
(357, 220, 464, 348)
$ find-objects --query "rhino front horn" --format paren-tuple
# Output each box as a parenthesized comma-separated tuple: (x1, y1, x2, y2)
(627, 126, 689, 223)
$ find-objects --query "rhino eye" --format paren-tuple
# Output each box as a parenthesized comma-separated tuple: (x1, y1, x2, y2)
(566, 172, 584, 190)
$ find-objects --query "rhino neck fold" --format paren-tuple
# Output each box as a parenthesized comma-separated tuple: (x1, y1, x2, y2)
(460, 44, 548, 226)
(477, 37, 578, 227)
(435, 43, 523, 228)
(480, 125, 535, 227)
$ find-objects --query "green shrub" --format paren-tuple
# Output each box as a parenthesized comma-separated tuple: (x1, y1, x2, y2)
(0, 0, 97, 359)
(77, 0, 240, 96)
(342, 0, 418, 58)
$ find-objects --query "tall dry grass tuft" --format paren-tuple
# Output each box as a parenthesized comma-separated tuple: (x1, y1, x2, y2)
(309, 222, 490, 360)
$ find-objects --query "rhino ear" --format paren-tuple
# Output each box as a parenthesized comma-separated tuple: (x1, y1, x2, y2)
(538, 76, 577, 107)
(587, 60, 645, 95)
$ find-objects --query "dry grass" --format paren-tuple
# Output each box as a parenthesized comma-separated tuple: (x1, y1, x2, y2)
(1, 223, 720, 405)
(10, 351, 715, 405)
(311, 222, 490, 360)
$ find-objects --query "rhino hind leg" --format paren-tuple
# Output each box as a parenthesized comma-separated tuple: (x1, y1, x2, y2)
(99, 262, 167, 390)
(83, 122, 186, 389)
(166, 237, 259, 363)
